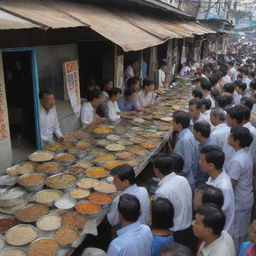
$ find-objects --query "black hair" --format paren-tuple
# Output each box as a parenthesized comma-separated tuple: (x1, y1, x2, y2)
(195, 77, 210, 88)
(210, 108, 226, 122)
(193, 121, 211, 138)
(86, 89, 101, 102)
(241, 96, 253, 110)
(142, 79, 154, 88)
(200, 80, 212, 91)
(169, 153, 184, 174)
(39, 89, 53, 99)
(249, 71, 256, 78)
(210, 88, 220, 99)
(219, 65, 228, 76)
(118, 194, 140, 222)
(189, 98, 202, 109)
(160, 242, 193, 256)
(108, 87, 122, 98)
(197, 184, 224, 208)
(250, 79, 256, 90)
(201, 98, 212, 110)
(173, 110, 191, 129)
(237, 74, 243, 80)
(233, 80, 242, 87)
(227, 105, 251, 123)
(230, 127, 253, 148)
(124, 88, 136, 97)
(151, 198, 174, 230)
(196, 203, 226, 236)
(209, 75, 220, 87)
(127, 77, 140, 88)
(152, 154, 174, 176)
(223, 83, 235, 94)
(237, 82, 247, 92)
(228, 60, 234, 66)
(103, 79, 113, 86)
(216, 94, 233, 108)
(203, 67, 212, 74)
(159, 59, 168, 68)
(192, 88, 203, 99)
(200, 145, 225, 170)
(111, 164, 135, 184)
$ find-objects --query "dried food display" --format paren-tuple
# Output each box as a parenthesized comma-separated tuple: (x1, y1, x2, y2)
(36, 162, 63, 174)
(88, 193, 113, 205)
(85, 167, 110, 179)
(28, 151, 54, 162)
(45, 174, 77, 189)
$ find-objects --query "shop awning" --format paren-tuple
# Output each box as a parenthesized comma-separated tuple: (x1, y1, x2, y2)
(0, 0, 216, 52)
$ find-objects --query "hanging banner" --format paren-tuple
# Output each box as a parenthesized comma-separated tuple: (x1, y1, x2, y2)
(63, 60, 81, 113)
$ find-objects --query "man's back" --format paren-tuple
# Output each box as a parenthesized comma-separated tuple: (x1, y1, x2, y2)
(107, 222, 152, 256)
(155, 173, 192, 231)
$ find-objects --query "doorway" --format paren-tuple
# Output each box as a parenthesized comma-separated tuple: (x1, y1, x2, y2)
(2, 51, 36, 164)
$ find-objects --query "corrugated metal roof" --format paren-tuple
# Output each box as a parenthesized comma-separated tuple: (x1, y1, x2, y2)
(113, 10, 183, 40)
(0, 9, 39, 29)
(189, 22, 216, 34)
(0, 0, 87, 29)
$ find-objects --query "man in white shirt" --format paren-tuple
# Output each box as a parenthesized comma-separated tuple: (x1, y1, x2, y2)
(199, 145, 235, 236)
(39, 90, 64, 145)
(227, 61, 237, 82)
(107, 194, 152, 256)
(193, 204, 235, 256)
(81, 90, 106, 128)
(158, 59, 167, 89)
(227, 127, 254, 250)
(107, 164, 149, 226)
(199, 79, 215, 108)
(210, 108, 234, 169)
(153, 153, 197, 253)
(189, 99, 208, 126)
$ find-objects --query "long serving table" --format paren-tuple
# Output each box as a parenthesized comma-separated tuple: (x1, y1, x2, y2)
(0, 79, 192, 256)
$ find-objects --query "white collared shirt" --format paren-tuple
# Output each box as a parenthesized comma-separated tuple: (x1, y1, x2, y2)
(107, 184, 149, 226)
(207, 171, 235, 235)
(158, 69, 166, 88)
(80, 102, 96, 127)
(190, 113, 208, 127)
(135, 90, 156, 108)
(107, 221, 152, 256)
(107, 100, 121, 122)
(155, 172, 192, 231)
(39, 105, 63, 143)
(205, 94, 215, 109)
(198, 231, 235, 256)
(243, 122, 256, 162)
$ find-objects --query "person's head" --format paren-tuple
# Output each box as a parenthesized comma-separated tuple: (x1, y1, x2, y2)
(248, 71, 256, 80)
(111, 164, 135, 191)
(152, 154, 174, 178)
(158, 59, 168, 71)
(151, 198, 174, 231)
(86, 89, 102, 107)
(203, 67, 212, 79)
(210, 108, 226, 126)
(118, 194, 140, 224)
(103, 80, 114, 91)
(201, 99, 211, 112)
(216, 94, 233, 109)
(194, 78, 209, 89)
(109, 87, 122, 102)
(235, 82, 247, 94)
(241, 96, 253, 110)
(142, 79, 155, 93)
(124, 88, 136, 102)
(219, 64, 228, 76)
(189, 99, 202, 121)
(169, 153, 184, 174)
(172, 111, 191, 132)
(237, 74, 243, 81)
(39, 90, 55, 110)
(223, 83, 235, 94)
(131, 59, 140, 69)
(199, 145, 225, 173)
(160, 242, 193, 256)
(193, 184, 224, 211)
(226, 105, 251, 126)
(210, 88, 220, 101)
(192, 88, 203, 99)
(200, 79, 212, 93)
(227, 60, 234, 69)
(192, 203, 226, 240)
(127, 77, 140, 91)
(249, 219, 256, 245)
(193, 121, 211, 143)
(250, 79, 256, 91)
(228, 126, 253, 149)
(209, 74, 220, 87)
(238, 67, 246, 76)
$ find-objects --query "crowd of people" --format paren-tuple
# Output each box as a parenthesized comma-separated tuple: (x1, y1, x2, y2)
(39, 42, 256, 256)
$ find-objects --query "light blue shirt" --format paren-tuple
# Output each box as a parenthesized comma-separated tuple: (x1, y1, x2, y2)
(107, 221, 152, 256)
(152, 235, 173, 256)
(238, 241, 252, 256)
(173, 128, 198, 186)
(107, 184, 149, 226)
(118, 96, 138, 112)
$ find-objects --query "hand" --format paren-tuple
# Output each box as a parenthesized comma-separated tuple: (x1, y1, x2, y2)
(58, 137, 65, 142)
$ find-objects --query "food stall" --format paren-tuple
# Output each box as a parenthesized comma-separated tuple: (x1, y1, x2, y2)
(0, 79, 192, 256)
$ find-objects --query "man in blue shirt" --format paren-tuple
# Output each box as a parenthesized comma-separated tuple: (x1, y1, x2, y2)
(107, 194, 152, 256)
(118, 88, 139, 112)
(172, 111, 198, 190)
(193, 121, 214, 187)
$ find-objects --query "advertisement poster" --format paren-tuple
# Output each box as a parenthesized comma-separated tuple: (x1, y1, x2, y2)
(63, 60, 81, 113)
